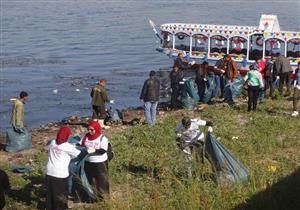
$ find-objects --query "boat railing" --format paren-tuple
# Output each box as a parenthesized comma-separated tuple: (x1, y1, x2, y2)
(159, 24, 300, 65)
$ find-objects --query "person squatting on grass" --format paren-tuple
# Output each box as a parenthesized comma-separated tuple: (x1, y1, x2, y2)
(45, 126, 89, 210)
(176, 117, 213, 178)
(292, 62, 300, 117)
(81, 121, 110, 201)
(244, 65, 264, 112)
(0, 169, 10, 210)
(140, 70, 160, 125)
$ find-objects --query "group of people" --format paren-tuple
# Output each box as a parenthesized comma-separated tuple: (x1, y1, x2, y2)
(169, 52, 300, 115)
(46, 121, 110, 209)
(1, 51, 299, 209)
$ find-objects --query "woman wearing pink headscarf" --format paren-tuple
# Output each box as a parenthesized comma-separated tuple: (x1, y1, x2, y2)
(81, 121, 110, 200)
(45, 126, 82, 210)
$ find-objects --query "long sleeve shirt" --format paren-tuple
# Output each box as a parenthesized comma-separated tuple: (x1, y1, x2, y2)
(11, 99, 25, 128)
(176, 119, 207, 143)
(244, 70, 264, 88)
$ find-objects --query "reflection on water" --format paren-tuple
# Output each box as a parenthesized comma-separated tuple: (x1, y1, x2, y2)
(0, 1, 298, 131)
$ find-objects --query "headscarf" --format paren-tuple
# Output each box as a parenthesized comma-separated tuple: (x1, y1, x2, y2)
(85, 121, 102, 141)
(56, 127, 72, 145)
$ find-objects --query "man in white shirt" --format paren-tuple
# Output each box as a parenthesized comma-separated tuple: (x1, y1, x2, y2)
(176, 117, 213, 177)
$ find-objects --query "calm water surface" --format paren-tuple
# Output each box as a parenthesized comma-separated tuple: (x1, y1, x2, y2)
(0, 0, 299, 131)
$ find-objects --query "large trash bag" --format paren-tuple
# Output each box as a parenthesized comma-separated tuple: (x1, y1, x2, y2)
(223, 75, 245, 101)
(203, 73, 217, 104)
(106, 105, 123, 124)
(5, 127, 32, 152)
(181, 78, 199, 109)
(205, 132, 250, 185)
(68, 137, 96, 202)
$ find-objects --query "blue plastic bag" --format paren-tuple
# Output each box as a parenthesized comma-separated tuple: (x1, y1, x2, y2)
(68, 137, 96, 201)
(223, 75, 244, 100)
(181, 78, 199, 109)
(5, 127, 32, 152)
(205, 132, 250, 185)
(203, 73, 217, 104)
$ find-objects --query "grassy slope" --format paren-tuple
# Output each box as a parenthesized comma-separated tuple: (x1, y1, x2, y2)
(2, 98, 300, 210)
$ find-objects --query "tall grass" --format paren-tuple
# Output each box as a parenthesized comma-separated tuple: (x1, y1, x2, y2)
(2, 98, 300, 210)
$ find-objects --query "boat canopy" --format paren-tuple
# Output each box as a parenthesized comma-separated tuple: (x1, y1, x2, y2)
(158, 15, 300, 65)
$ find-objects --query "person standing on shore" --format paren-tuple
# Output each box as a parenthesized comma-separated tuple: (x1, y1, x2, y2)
(91, 79, 111, 129)
(140, 70, 160, 125)
(81, 121, 110, 201)
(45, 126, 85, 210)
(215, 54, 238, 99)
(244, 65, 264, 112)
(173, 52, 191, 71)
(291, 62, 300, 117)
(11, 91, 28, 130)
(255, 58, 266, 103)
(273, 53, 293, 96)
(263, 57, 275, 99)
(195, 61, 209, 102)
(170, 66, 184, 109)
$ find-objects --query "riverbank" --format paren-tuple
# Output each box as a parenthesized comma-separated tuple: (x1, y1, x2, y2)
(1, 97, 300, 210)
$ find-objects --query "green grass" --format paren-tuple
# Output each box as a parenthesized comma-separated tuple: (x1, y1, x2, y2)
(2, 98, 300, 210)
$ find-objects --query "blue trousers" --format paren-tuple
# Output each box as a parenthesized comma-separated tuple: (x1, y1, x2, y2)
(144, 101, 158, 125)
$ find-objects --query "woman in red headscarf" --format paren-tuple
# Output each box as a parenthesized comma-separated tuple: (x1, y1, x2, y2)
(45, 126, 82, 210)
(81, 121, 110, 201)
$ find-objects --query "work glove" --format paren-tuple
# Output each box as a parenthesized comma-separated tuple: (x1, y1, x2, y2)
(207, 126, 213, 133)
(87, 147, 96, 154)
(206, 120, 213, 127)
(13, 126, 25, 134)
(109, 100, 115, 104)
(276, 76, 280, 80)
(189, 60, 196, 65)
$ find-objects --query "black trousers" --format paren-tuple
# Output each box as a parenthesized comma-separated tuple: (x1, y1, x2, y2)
(171, 84, 181, 108)
(279, 72, 291, 95)
(248, 86, 260, 111)
(84, 161, 109, 200)
(293, 88, 300, 111)
(196, 78, 207, 102)
(264, 76, 274, 98)
(45, 175, 68, 210)
(92, 105, 106, 119)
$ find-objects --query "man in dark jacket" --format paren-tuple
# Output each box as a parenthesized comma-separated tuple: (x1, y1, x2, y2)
(170, 66, 184, 108)
(91, 79, 110, 129)
(0, 169, 10, 210)
(140, 70, 160, 125)
(264, 59, 275, 98)
(273, 53, 293, 96)
(173, 52, 191, 71)
(195, 61, 209, 102)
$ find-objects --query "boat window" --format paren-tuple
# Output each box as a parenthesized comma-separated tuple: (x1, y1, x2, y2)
(265, 38, 285, 60)
(229, 36, 247, 61)
(161, 31, 172, 48)
(287, 38, 300, 63)
(209, 35, 227, 58)
(192, 34, 208, 58)
(249, 34, 263, 60)
(174, 32, 190, 52)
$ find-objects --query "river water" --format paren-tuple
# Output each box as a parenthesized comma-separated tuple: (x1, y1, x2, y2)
(0, 0, 299, 131)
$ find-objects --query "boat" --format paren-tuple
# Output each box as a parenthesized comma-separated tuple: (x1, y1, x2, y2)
(149, 14, 300, 71)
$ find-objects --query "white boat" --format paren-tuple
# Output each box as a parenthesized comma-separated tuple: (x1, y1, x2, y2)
(150, 14, 300, 71)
